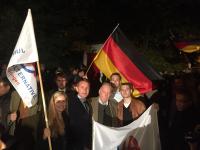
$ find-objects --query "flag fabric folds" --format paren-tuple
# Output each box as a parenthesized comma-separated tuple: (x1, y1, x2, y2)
(6, 9, 39, 108)
(94, 28, 162, 95)
(92, 105, 161, 150)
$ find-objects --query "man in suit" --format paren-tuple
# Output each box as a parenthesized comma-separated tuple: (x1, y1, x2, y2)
(48, 72, 71, 104)
(8, 90, 42, 150)
(90, 82, 117, 127)
(68, 79, 92, 150)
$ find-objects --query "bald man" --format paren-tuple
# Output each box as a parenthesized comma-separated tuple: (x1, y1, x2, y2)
(90, 82, 117, 127)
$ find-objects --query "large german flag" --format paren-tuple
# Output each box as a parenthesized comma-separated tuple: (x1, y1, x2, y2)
(94, 28, 162, 96)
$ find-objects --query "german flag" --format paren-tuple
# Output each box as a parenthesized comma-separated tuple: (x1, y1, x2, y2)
(175, 41, 200, 53)
(94, 27, 162, 96)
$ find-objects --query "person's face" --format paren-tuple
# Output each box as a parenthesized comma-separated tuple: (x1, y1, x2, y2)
(56, 76, 67, 89)
(99, 85, 112, 103)
(120, 85, 132, 98)
(0, 82, 10, 96)
(175, 93, 191, 111)
(54, 95, 66, 113)
(75, 81, 90, 99)
(78, 71, 85, 77)
(110, 75, 121, 88)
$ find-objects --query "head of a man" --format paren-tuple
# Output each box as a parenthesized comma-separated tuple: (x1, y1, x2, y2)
(110, 73, 121, 88)
(120, 83, 133, 99)
(99, 82, 113, 103)
(55, 72, 67, 90)
(0, 77, 10, 96)
(75, 79, 90, 99)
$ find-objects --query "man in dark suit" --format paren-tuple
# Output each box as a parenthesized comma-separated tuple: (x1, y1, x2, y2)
(68, 79, 92, 150)
(47, 72, 71, 104)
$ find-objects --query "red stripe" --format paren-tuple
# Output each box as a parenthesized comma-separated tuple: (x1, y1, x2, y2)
(103, 37, 153, 93)
(175, 42, 191, 49)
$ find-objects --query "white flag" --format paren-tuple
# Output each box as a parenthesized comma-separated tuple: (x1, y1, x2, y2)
(93, 105, 161, 150)
(6, 9, 39, 108)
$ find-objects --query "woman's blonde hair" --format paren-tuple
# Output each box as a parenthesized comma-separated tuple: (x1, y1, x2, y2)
(48, 91, 68, 138)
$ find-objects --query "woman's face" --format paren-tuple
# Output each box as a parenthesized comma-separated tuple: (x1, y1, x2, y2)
(54, 95, 66, 112)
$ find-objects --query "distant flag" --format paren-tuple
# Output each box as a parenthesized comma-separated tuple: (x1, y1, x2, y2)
(6, 9, 39, 107)
(175, 41, 200, 53)
(94, 27, 162, 95)
(93, 105, 161, 150)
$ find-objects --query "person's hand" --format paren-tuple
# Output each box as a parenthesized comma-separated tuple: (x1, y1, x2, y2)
(0, 139, 6, 150)
(8, 112, 17, 122)
(43, 128, 51, 139)
(83, 75, 88, 79)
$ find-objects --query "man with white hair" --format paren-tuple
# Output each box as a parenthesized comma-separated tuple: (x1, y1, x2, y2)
(90, 82, 117, 127)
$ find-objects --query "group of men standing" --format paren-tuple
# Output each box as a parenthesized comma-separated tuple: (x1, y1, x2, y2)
(0, 70, 146, 150)
(66, 72, 146, 149)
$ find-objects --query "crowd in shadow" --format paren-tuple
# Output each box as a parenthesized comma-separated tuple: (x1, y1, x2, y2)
(0, 64, 200, 150)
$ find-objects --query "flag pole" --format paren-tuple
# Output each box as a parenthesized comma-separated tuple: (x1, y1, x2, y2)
(85, 23, 120, 75)
(36, 61, 52, 150)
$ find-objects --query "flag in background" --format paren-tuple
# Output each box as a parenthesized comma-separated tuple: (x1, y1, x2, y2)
(94, 27, 162, 95)
(6, 9, 39, 107)
(92, 105, 161, 150)
(175, 41, 200, 53)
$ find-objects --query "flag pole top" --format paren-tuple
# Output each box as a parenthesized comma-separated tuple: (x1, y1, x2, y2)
(111, 23, 120, 34)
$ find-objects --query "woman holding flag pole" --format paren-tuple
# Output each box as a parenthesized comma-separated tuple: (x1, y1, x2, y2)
(38, 91, 69, 150)
(6, 9, 53, 150)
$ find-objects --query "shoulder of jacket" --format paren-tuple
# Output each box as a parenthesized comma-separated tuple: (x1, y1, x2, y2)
(89, 97, 98, 104)
(11, 90, 20, 97)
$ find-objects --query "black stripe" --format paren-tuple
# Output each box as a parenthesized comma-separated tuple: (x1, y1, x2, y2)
(111, 28, 163, 81)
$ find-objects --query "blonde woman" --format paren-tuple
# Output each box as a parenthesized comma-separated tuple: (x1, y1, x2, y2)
(41, 91, 69, 150)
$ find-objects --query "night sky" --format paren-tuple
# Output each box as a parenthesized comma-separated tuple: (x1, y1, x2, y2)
(1, 0, 200, 69)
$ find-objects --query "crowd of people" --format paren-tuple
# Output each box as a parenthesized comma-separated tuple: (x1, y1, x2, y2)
(0, 64, 200, 150)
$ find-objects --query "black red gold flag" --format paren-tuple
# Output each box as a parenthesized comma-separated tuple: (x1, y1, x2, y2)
(94, 27, 162, 95)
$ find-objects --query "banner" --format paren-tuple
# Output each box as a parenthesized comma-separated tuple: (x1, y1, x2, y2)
(93, 105, 161, 150)
(6, 9, 39, 107)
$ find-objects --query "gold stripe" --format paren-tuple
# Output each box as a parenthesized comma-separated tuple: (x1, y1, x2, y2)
(94, 50, 140, 96)
(181, 45, 200, 53)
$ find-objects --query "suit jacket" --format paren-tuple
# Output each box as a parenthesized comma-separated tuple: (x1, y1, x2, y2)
(9, 91, 42, 136)
(68, 94, 92, 149)
(90, 97, 118, 127)
(117, 98, 146, 127)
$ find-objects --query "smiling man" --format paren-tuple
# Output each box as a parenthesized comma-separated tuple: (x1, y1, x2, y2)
(90, 82, 117, 127)
(68, 79, 92, 150)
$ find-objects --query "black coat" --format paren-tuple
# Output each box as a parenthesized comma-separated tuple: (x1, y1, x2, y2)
(68, 94, 92, 150)
(0, 91, 12, 132)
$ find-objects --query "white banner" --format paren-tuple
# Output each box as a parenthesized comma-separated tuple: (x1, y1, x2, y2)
(93, 105, 161, 150)
(6, 9, 38, 108)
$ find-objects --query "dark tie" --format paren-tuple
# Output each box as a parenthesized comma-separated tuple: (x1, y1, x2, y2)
(83, 101, 89, 113)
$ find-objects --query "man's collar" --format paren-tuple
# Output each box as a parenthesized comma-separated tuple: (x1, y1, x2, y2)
(98, 97, 108, 106)
(58, 88, 66, 92)
(77, 95, 86, 102)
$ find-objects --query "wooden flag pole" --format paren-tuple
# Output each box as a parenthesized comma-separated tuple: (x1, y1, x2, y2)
(36, 61, 52, 150)
(85, 23, 120, 75)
